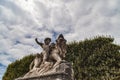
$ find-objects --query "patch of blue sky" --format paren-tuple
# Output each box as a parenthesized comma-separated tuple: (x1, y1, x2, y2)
(51, 31, 59, 42)
(25, 34, 32, 38)
(0, 64, 6, 80)
(8, 57, 15, 62)
(14, 40, 21, 45)
(0, 52, 8, 55)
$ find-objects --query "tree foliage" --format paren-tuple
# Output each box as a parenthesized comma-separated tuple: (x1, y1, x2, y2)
(2, 54, 35, 80)
(66, 36, 120, 80)
(3, 36, 120, 80)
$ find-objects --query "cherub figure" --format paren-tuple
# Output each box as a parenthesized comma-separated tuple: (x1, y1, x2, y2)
(35, 37, 51, 64)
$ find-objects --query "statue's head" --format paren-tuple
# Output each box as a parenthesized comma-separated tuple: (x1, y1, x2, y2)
(58, 34, 64, 39)
(44, 37, 51, 45)
(56, 34, 66, 44)
(50, 43, 56, 49)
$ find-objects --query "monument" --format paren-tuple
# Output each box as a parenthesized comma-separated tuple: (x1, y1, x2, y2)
(15, 34, 74, 80)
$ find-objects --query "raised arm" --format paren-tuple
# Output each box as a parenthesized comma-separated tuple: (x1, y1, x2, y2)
(35, 38, 43, 47)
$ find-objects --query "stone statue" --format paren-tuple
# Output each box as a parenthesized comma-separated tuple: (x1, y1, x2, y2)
(34, 34, 67, 70)
(17, 34, 74, 80)
(24, 34, 67, 75)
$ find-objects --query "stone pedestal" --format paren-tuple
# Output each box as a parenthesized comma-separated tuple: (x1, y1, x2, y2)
(15, 62, 74, 80)
(15, 72, 72, 80)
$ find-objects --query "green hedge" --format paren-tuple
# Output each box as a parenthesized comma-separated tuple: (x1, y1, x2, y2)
(3, 36, 120, 80)
(2, 55, 35, 80)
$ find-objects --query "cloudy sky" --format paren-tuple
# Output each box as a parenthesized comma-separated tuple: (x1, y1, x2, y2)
(0, 0, 120, 79)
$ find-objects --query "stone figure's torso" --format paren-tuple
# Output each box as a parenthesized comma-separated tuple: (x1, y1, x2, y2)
(42, 44, 50, 53)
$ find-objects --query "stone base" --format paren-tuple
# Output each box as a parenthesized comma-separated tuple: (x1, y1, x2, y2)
(15, 72, 72, 80)
(15, 61, 74, 80)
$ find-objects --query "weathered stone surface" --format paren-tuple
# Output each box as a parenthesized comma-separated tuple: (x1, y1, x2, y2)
(15, 62, 74, 80)
(15, 72, 71, 80)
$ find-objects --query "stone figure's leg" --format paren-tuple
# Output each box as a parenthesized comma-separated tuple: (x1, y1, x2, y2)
(52, 53, 62, 68)
(42, 52, 48, 64)
(39, 64, 48, 74)
(43, 62, 53, 73)
(38, 67, 45, 74)
(38, 63, 44, 72)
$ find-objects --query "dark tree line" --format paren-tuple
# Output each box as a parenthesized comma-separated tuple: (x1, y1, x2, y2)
(2, 55, 35, 80)
(3, 36, 120, 80)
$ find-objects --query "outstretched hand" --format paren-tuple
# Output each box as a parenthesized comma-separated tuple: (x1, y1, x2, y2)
(35, 38, 43, 46)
